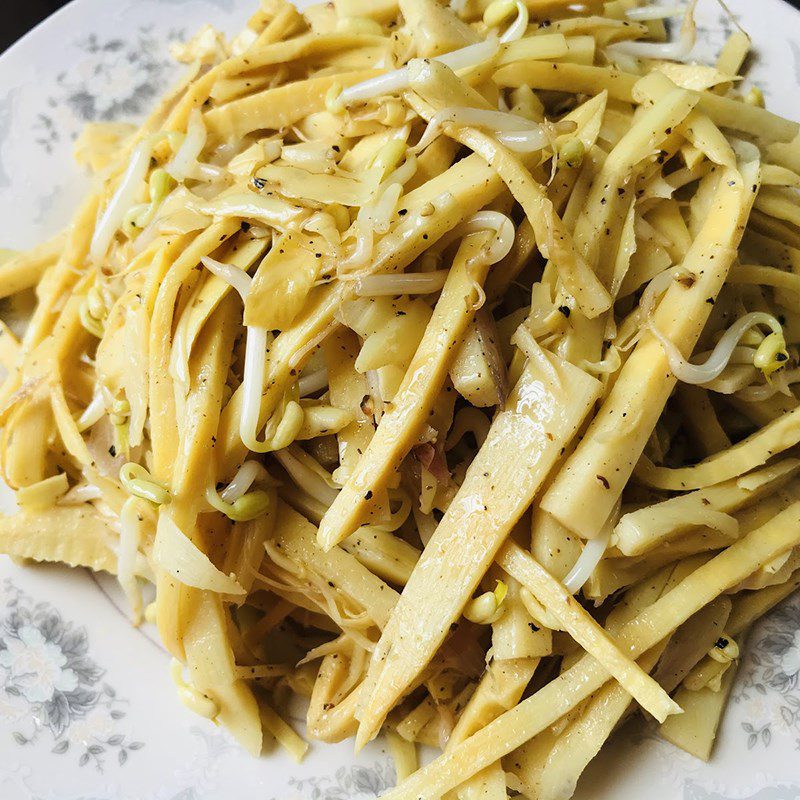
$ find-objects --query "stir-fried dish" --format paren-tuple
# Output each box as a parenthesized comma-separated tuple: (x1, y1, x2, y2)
(2, 0, 800, 796)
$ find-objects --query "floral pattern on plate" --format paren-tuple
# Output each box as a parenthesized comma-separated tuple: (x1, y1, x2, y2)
(0, 11, 191, 245)
(0, 578, 143, 771)
(2, 0, 800, 798)
(286, 762, 396, 800)
(32, 25, 184, 155)
(733, 593, 800, 751)
(682, 779, 800, 800)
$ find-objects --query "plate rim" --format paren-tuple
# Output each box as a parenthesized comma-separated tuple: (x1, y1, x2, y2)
(2, 0, 800, 798)
(2, 0, 800, 70)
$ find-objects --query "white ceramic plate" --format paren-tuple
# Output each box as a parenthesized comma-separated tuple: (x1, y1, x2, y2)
(1, 1, 800, 798)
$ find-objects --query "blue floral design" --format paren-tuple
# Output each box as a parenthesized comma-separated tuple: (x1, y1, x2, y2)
(0, 88, 16, 188)
(789, 40, 800, 85)
(684, 780, 800, 800)
(0, 578, 143, 770)
(734, 594, 800, 750)
(287, 761, 396, 800)
(33, 25, 184, 153)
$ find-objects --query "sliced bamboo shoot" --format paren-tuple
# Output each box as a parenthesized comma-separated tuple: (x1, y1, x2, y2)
(354, 343, 601, 747)
(615, 459, 800, 556)
(541, 161, 759, 538)
(497, 541, 680, 723)
(380, 501, 800, 800)
(317, 232, 494, 550)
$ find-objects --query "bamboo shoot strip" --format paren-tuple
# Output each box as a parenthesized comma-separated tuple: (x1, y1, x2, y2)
(0, 505, 121, 574)
(658, 574, 800, 761)
(317, 232, 492, 550)
(634, 406, 800, 491)
(532, 565, 687, 800)
(217, 151, 508, 472)
(496, 541, 680, 722)
(493, 62, 799, 143)
(541, 161, 760, 539)
(380, 501, 800, 800)
(615, 459, 800, 556)
(452, 128, 612, 319)
(273, 501, 399, 629)
(183, 591, 263, 756)
(535, 646, 665, 800)
(354, 343, 601, 748)
(658, 666, 738, 761)
(203, 70, 382, 140)
(156, 298, 239, 658)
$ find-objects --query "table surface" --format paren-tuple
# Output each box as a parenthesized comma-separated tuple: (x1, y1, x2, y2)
(3, 0, 800, 52)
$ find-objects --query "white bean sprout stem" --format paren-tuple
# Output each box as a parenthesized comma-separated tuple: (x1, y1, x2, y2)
(166, 107, 207, 182)
(91, 137, 160, 264)
(219, 460, 270, 503)
(498, 0, 529, 44)
(339, 39, 500, 105)
(651, 312, 783, 386)
(563, 502, 618, 593)
(200, 256, 271, 448)
(625, 4, 684, 21)
(273, 449, 340, 507)
(354, 271, 449, 296)
(298, 367, 330, 397)
(610, 0, 696, 61)
(436, 211, 516, 266)
(413, 107, 544, 153)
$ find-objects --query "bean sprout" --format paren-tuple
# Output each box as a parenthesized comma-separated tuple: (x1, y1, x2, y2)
(298, 367, 330, 397)
(166, 108, 207, 182)
(562, 532, 610, 594)
(736, 368, 800, 402)
(58, 483, 103, 505)
(563, 502, 618, 593)
(273, 447, 340, 507)
(75, 392, 106, 432)
(91, 135, 163, 264)
(609, 0, 696, 61)
(338, 39, 501, 105)
(354, 270, 449, 296)
(220, 460, 271, 502)
(649, 311, 787, 386)
(202, 256, 288, 451)
(206, 485, 272, 521)
(708, 633, 740, 663)
(435, 211, 516, 266)
(200, 255, 252, 301)
(464, 580, 508, 624)
(496, 122, 569, 153)
(625, 4, 684, 21)
(413, 106, 550, 154)
(498, 0, 529, 44)
(119, 463, 171, 505)
(339, 209, 375, 272)
(170, 659, 219, 719)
